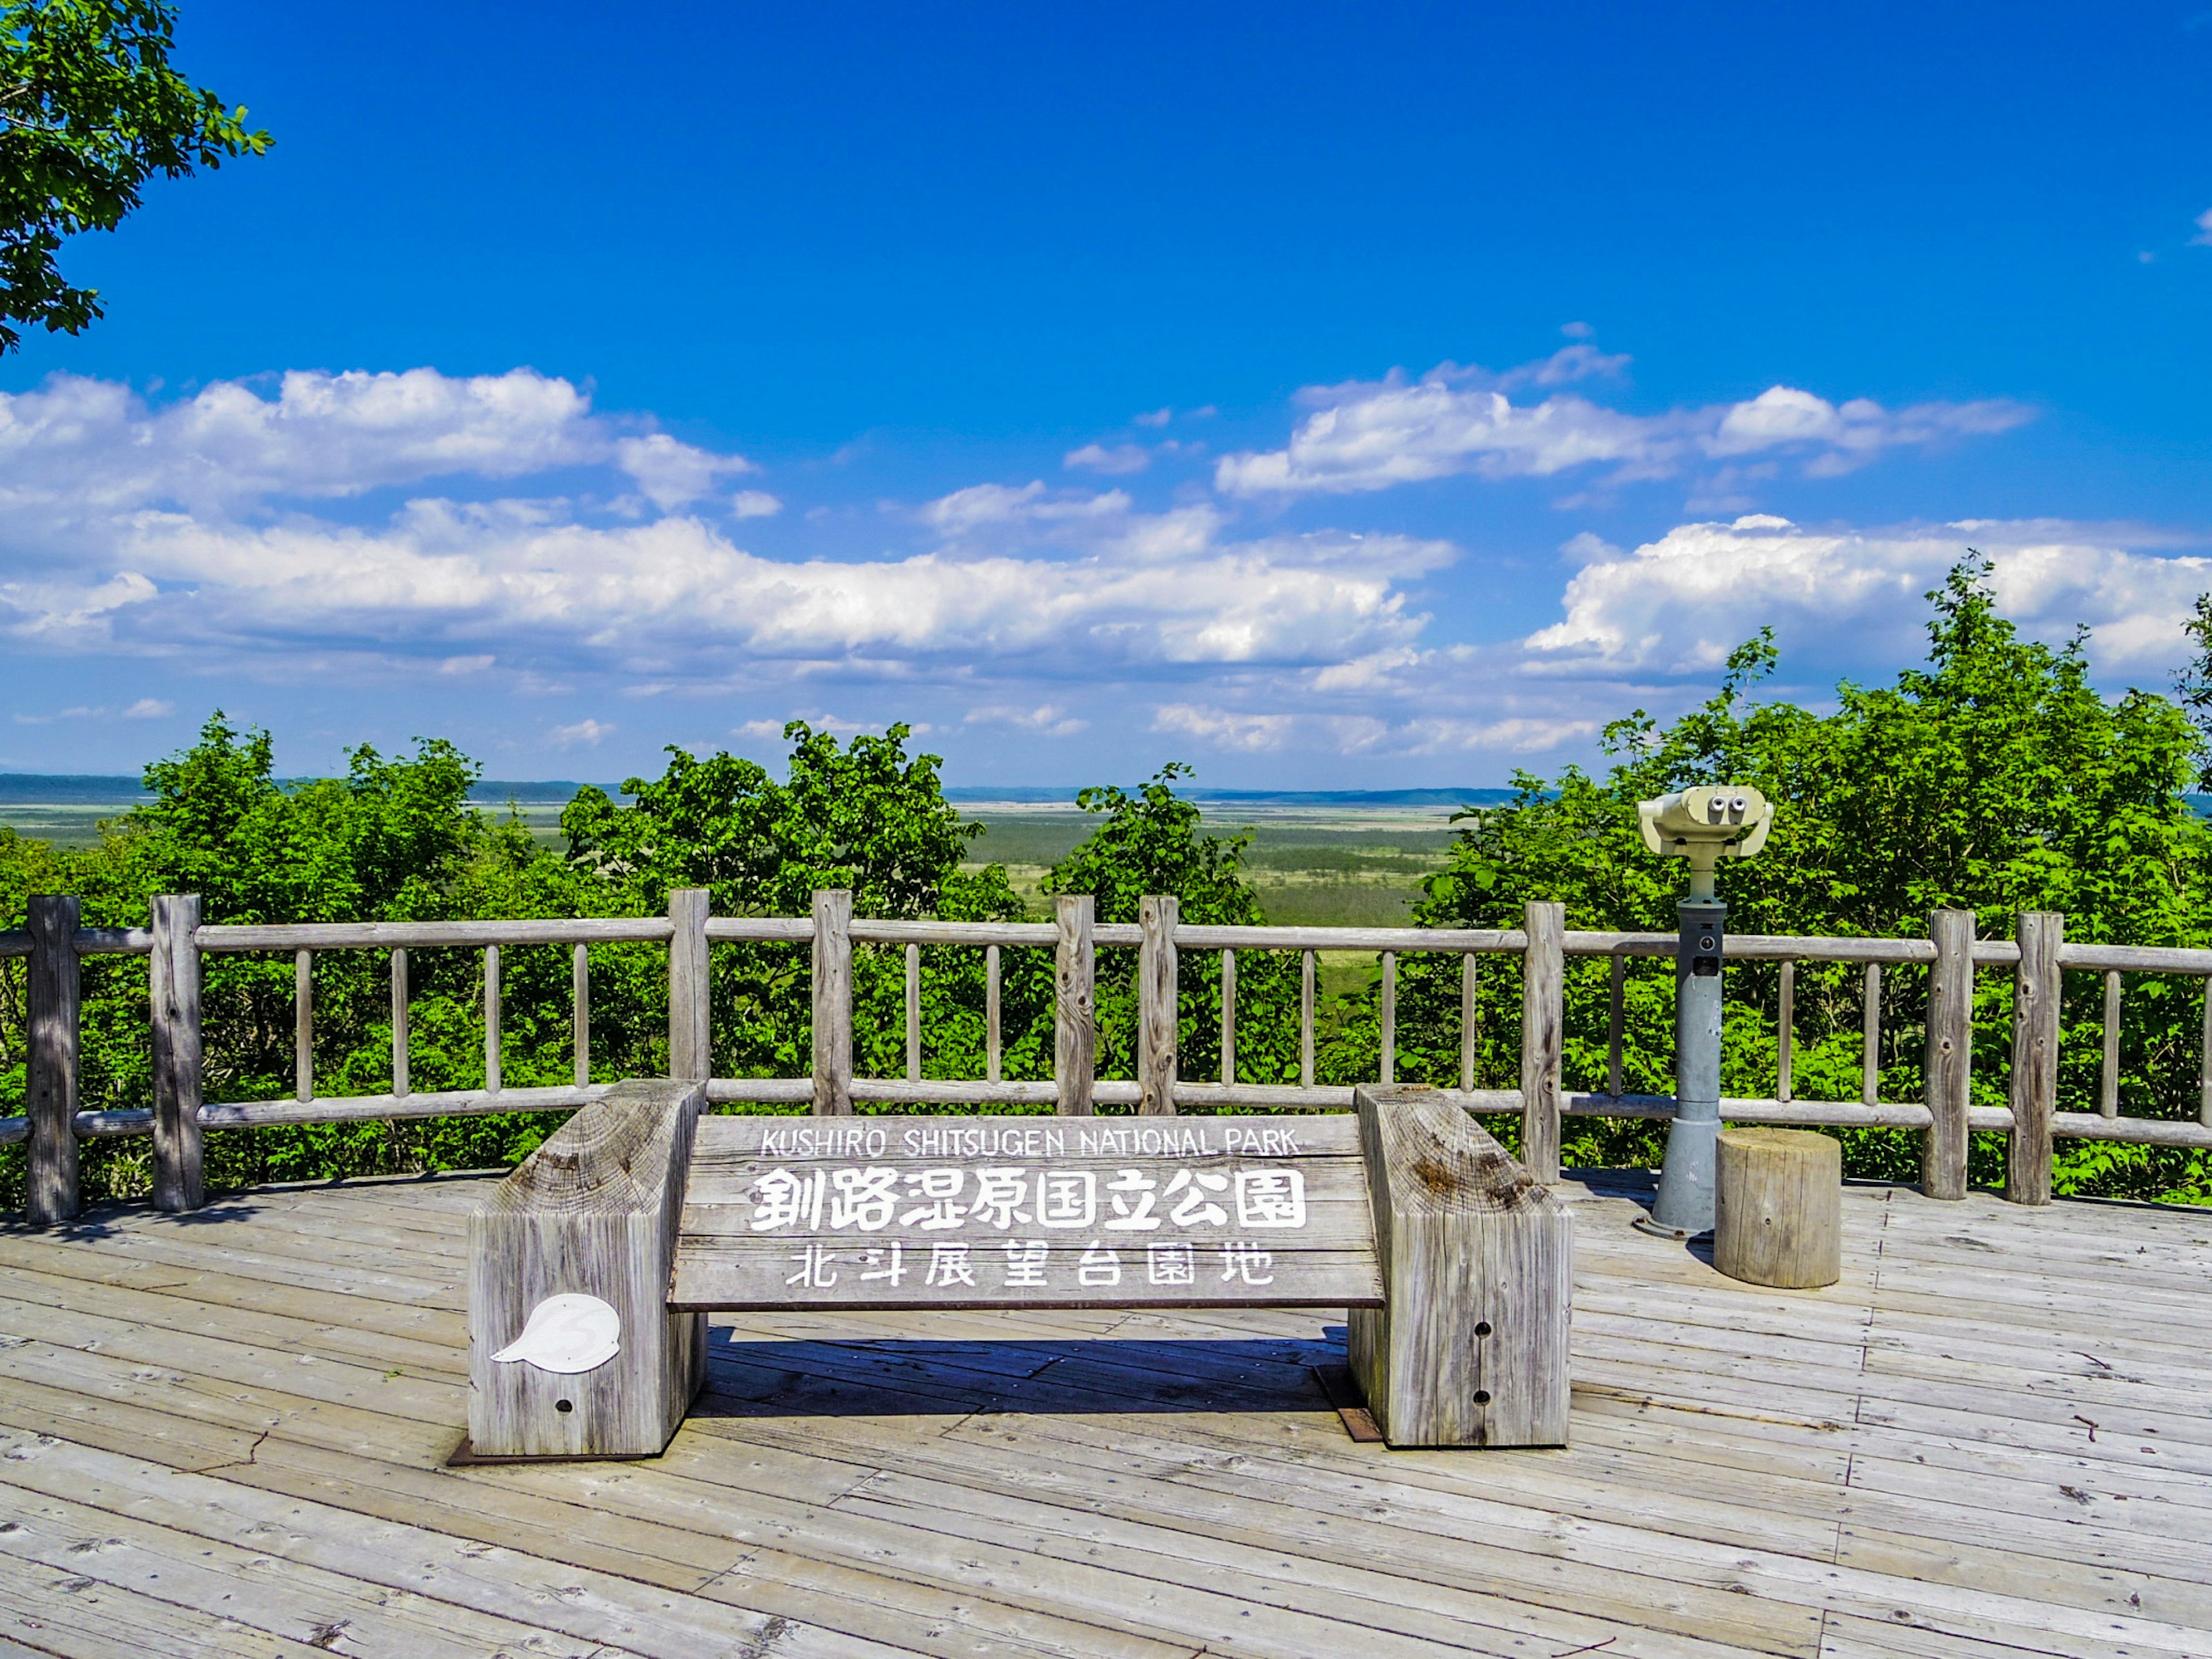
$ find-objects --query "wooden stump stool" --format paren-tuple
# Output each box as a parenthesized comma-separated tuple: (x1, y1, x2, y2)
(1714, 1127, 1841, 1289)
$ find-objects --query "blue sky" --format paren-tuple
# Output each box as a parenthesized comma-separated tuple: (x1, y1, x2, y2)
(1, 2, 2207, 785)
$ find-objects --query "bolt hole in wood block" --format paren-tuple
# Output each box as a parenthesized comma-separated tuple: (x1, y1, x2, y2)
(1347, 1085, 1571, 1448)
(1714, 1126, 1841, 1289)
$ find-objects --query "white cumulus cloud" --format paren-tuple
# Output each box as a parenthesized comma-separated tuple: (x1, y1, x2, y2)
(615, 433, 757, 510)
(1064, 442, 1152, 475)
(1524, 515, 2209, 678)
(1215, 355, 2031, 498)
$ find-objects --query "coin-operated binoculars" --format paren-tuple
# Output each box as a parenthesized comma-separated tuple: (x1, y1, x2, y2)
(1633, 786, 1775, 1240)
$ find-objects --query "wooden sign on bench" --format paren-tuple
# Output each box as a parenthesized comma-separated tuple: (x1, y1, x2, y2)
(467, 1080, 1570, 1461)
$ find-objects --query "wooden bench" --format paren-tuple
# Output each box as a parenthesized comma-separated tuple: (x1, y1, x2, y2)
(467, 1080, 1571, 1459)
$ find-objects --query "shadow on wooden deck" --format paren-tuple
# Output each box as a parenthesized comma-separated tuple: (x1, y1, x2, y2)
(699, 1325, 1346, 1418)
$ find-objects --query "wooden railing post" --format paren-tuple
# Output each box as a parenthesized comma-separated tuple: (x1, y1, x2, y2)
(1923, 908, 1972, 1200)
(150, 893, 204, 1213)
(810, 889, 853, 1115)
(668, 888, 711, 1082)
(1138, 895, 1177, 1115)
(1055, 894, 1095, 1116)
(1519, 900, 1564, 1182)
(2006, 910, 2061, 1206)
(25, 894, 81, 1225)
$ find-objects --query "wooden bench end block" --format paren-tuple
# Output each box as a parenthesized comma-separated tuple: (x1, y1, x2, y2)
(1349, 1084, 1571, 1448)
(468, 1078, 706, 1459)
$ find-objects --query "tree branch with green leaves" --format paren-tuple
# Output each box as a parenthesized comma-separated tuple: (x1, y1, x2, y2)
(0, 0, 268, 351)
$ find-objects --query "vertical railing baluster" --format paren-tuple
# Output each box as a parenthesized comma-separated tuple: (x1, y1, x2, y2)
(986, 943, 1002, 1085)
(1777, 959, 1794, 1104)
(1606, 954, 1625, 1100)
(1379, 950, 1396, 1085)
(150, 893, 204, 1215)
(1137, 895, 1176, 1115)
(1923, 909, 1973, 1202)
(2100, 969, 2121, 1118)
(2200, 976, 2211, 1129)
(1055, 894, 1096, 1116)
(25, 894, 81, 1226)
(1220, 948, 1236, 1085)
(906, 942, 921, 1083)
(1861, 962, 1880, 1106)
(294, 949, 313, 1104)
(1460, 952, 1477, 1092)
(484, 944, 502, 1094)
(572, 942, 589, 1088)
(391, 947, 410, 1100)
(2006, 912, 2061, 1206)
(1520, 902, 1566, 1183)
(669, 888, 711, 1085)
(1300, 949, 1316, 1088)
(812, 889, 854, 1116)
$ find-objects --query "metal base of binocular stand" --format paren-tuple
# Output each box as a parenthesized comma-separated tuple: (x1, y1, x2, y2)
(1635, 895, 1726, 1242)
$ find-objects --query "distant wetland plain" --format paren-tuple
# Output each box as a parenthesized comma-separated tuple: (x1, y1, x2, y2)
(0, 775, 1504, 937)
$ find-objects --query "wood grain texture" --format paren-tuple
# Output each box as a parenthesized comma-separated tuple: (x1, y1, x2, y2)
(197, 916, 676, 952)
(149, 893, 204, 1214)
(1714, 1127, 1842, 1289)
(5, 1171, 2212, 1657)
(391, 946, 410, 1099)
(1861, 961, 1881, 1107)
(2058, 940, 2212, 974)
(571, 941, 589, 1088)
(2100, 969, 2122, 1119)
(1300, 949, 1316, 1086)
(1219, 947, 1235, 1086)
(1138, 895, 1177, 1116)
(467, 1078, 706, 1459)
(1518, 901, 1565, 1183)
(2006, 911, 2061, 1206)
(1777, 958, 1795, 1103)
(1347, 1084, 1571, 1448)
(294, 948, 312, 1103)
(904, 942, 921, 1082)
(1056, 895, 1096, 1118)
(1379, 950, 1396, 1085)
(483, 943, 502, 1096)
(1922, 909, 1972, 1200)
(1459, 952, 1477, 1092)
(25, 894, 80, 1226)
(666, 887, 710, 1084)
(673, 1112, 1381, 1312)
(811, 888, 853, 1116)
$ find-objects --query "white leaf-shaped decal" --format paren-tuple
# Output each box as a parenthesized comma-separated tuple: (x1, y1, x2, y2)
(491, 1293, 622, 1374)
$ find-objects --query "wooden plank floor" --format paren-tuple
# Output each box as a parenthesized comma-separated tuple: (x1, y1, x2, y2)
(0, 1168, 2207, 1658)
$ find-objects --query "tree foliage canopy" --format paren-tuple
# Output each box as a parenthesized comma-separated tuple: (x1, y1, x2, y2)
(2, 560, 2209, 1211)
(0, 0, 268, 350)
(1395, 559, 2212, 1200)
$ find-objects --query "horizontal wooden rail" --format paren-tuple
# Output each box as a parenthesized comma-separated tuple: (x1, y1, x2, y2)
(2058, 942, 2212, 975)
(10, 887, 2212, 1224)
(1175, 924, 1527, 953)
(702, 917, 815, 943)
(196, 917, 675, 952)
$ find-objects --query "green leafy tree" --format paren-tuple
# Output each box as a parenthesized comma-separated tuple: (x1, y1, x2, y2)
(1, 0, 268, 350)
(2176, 592, 2212, 791)
(562, 722, 1033, 1088)
(1397, 559, 2212, 1200)
(1044, 764, 1299, 1087)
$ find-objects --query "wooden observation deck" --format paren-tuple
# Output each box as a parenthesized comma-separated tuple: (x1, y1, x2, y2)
(1, 1169, 2205, 1659)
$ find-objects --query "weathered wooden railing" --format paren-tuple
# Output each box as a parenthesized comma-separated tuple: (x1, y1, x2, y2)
(2, 892, 2207, 1224)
